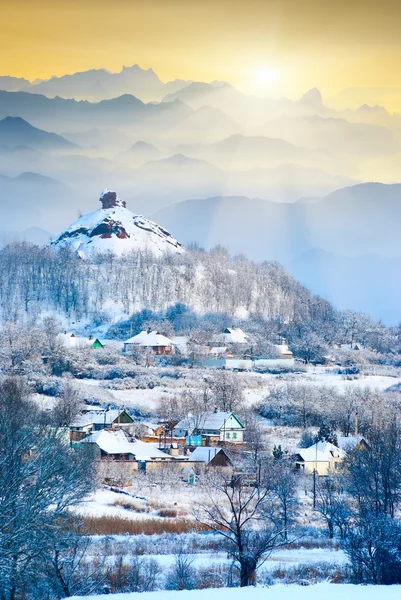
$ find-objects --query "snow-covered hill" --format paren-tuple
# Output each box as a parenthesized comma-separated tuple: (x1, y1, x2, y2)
(50, 189, 183, 258)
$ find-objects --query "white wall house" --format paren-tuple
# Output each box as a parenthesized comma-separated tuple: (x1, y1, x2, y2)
(222, 327, 248, 344)
(83, 428, 171, 462)
(173, 411, 245, 443)
(123, 330, 174, 355)
(292, 441, 345, 475)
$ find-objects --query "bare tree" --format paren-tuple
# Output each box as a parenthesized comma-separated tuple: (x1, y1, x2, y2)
(45, 526, 109, 598)
(166, 542, 197, 591)
(209, 370, 244, 412)
(270, 461, 300, 541)
(0, 377, 96, 600)
(243, 414, 266, 462)
(342, 512, 401, 584)
(316, 473, 350, 539)
(345, 421, 401, 518)
(0, 322, 42, 373)
(195, 461, 285, 586)
(52, 379, 83, 427)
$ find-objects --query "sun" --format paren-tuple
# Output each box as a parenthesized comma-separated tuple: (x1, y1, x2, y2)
(255, 66, 277, 87)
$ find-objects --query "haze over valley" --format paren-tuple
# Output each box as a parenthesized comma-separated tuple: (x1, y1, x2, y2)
(0, 64, 400, 323)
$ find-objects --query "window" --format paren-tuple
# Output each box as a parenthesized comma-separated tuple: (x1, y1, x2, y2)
(232, 432, 237, 440)
(226, 432, 230, 439)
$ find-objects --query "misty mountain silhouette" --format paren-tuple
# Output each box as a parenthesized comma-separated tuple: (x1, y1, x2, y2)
(0, 116, 76, 150)
(18, 64, 190, 102)
(152, 182, 401, 322)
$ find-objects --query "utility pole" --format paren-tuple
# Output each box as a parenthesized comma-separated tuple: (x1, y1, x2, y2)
(313, 438, 318, 509)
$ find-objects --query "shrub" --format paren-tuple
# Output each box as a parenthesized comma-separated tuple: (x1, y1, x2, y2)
(81, 515, 210, 535)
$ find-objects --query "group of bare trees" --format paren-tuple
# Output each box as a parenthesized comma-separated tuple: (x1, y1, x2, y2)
(0, 243, 309, 326)
(312, 421, 401, 584)
(0, 378, 98, 599)
(259, 381, 397, 438)
(194, 456, 300, 587)
(1, 242, 395, 364)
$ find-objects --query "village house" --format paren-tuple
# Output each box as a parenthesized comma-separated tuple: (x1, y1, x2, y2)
(170, 336, 189, 356)
(292, 441, 345, 475)
(57, 332, 104, 349)
(70, 408, 134, 442)
(274, 342, 293, 360)
(83, 428, 172, 462)
(181, 465, 197, 485)
(123, 329, 174, 355)
(173, 411, 245, 444)
(222, 327, 248, 344)
(190, 446, 232, 467)
(337, 436, 369, 452)
(208, 346, 233, 359)
(79, 428, 215, 479)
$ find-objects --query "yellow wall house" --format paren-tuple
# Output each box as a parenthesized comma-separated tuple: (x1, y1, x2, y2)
(293, 441, 345, 475)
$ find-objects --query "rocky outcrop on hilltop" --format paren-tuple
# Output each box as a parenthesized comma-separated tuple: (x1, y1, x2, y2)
(50, 189, 183, 257)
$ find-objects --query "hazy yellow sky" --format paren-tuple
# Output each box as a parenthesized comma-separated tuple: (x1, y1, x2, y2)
(2, 0, 401, 108)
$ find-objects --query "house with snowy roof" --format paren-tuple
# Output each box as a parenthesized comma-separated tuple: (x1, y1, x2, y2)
(173, 411, 245, 444)
(292, 441, 345, 475)
(208, 346, 233, 358)
(83, 428, 171, 462)
(222, 328, 248, 344)
(190, 446, 232, 467)
(70, 408, 134, 441)
(57, 332, 104, 349)
(171, 336, 189, 356)
(274, 343, 293, 360)
(123, 329, 174, 355)
(337, 436, 369, 452)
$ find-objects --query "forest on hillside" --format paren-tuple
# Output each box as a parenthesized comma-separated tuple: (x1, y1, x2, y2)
(0, 242, 398, 365)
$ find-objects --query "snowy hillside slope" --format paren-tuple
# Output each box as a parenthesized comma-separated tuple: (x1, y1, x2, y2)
(50, 189, 183, 258)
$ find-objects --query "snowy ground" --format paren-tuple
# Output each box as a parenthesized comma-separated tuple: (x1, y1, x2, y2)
(305, 368, 401, 391)
(133, 547, 347, 570)
(69, 582, 401, 600)
(71, 366, 401, 414)
(75, 486, 201, 521)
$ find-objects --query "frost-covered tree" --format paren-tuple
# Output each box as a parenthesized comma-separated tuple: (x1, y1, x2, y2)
(344, 421, 401, 518)
(208, 370, 244, 413)
(342, 513, 401, 584)
(316, 473, 350, 539)
(51, 379, 83, 427)
(0, 378, 95, 600)
(195, 461, 286, 586)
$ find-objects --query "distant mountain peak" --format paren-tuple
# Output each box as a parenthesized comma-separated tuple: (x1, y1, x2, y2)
(0, 116, 75, 149)
(300, 88, 323, 108)
(130, 140, 158, 151)
(2, 115, 28, 125)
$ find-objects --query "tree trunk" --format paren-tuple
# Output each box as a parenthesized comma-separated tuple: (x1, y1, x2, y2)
(239, 557, 257, 587)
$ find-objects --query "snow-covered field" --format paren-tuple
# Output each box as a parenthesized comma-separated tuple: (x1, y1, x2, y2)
(137, 546, 347, 571)
(70, 583, 401, 600)
(306, 369, 401, 391)
(71, 366, 401, 413)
